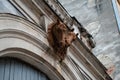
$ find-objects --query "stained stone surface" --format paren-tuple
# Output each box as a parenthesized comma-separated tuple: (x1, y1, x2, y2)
(58, 0, 120, 79)
(0, 0, 22, 16)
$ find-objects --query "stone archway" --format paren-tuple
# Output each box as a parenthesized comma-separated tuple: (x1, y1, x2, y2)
(0, 13, 64, 80)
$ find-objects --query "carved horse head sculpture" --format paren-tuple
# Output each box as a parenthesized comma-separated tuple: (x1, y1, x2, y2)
(47, 20, 78, 62)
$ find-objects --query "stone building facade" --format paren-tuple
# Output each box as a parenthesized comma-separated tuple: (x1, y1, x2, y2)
(58, 0, 120, 79)
(0, 0, 112, 80)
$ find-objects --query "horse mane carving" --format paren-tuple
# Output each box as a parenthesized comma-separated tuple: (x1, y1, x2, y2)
(47, 20, 78, 62)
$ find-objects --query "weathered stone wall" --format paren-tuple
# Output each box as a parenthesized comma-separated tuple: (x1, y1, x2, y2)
(0, 0, 112, 79)
(0, 13, 104, 80)
(59, 0, 120, 79)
